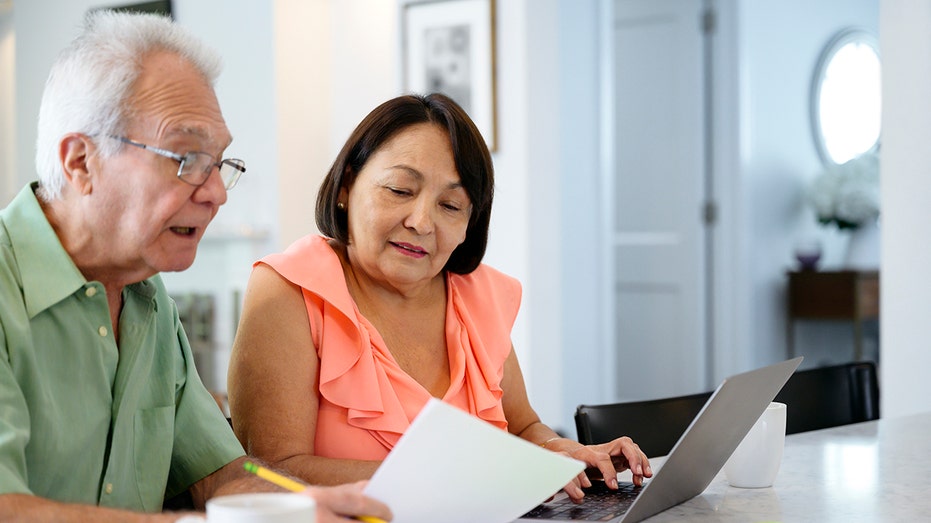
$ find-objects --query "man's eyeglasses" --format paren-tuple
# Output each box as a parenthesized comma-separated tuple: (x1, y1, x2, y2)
(107, 135, 246, 190)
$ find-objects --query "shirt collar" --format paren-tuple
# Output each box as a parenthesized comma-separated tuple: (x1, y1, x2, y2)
(5, 183, 89, 318)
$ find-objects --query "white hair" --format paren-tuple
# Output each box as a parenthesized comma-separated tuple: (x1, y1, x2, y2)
(35, 10, 223, 201)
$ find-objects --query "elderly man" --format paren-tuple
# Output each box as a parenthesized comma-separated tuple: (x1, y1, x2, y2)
(0, 10, 390, 523)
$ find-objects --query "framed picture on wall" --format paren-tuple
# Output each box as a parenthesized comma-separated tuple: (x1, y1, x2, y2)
(403, 0, 497, 151)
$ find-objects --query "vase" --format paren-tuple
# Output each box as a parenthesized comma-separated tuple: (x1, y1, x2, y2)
(844, 219, 880, 270)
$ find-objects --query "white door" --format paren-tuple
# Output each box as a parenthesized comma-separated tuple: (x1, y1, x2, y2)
(609, 0, 709, 400)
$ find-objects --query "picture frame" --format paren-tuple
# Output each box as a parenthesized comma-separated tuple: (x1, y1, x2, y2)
(403, 0, 497, 151)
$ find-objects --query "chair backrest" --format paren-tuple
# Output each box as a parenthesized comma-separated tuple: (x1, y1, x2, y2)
(773, 361, 880, 434)
(575, 361, 879, 456)
(575, 391, 713, 458)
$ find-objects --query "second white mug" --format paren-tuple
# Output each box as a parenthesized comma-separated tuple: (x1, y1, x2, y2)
(724, 401, 787, 488)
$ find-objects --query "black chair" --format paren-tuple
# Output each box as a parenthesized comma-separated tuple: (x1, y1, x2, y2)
(773, 361, 879, 434)
(575, 361, 879, 456)
(575, 390, 713, 458)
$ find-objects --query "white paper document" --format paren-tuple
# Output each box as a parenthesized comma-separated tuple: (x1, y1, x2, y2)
(364, 398, 585, 523)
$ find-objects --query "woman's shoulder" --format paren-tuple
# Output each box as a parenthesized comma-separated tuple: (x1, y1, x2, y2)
(255, 235, 344, 291)
(449, 264, 522, 308)
(261, 234, 332, 262)
(258, 235, 336, 272)
(448, 264, 521, 336)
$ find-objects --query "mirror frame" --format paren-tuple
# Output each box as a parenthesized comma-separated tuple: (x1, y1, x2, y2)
(809, 27, 881, 166)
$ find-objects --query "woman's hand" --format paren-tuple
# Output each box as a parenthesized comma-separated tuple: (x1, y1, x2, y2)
(548, 437, 652, 504)
(302, 481, 393, 523)
(498, 352, 651, 504)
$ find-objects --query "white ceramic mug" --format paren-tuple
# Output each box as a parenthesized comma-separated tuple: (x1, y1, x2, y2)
(724, 401, 787, 488)
(206, 493, 316, 523)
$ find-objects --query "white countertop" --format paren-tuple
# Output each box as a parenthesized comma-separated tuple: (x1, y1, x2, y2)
(634, 411, 931, 522)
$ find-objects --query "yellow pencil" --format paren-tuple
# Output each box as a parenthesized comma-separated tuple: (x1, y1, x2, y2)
(243, 460, 306, 492)
(242, 461, 387, 523)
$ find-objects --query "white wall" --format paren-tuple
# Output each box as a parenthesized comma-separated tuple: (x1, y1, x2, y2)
(738, 0, 879, 370)
(275, 0, 398, 247)
(274, 0, 331, 247)
(522, 0, 565, 429)
(879, 0, 931, 418)
(0, 3, 13, 205)
(557, 0, 606, 432)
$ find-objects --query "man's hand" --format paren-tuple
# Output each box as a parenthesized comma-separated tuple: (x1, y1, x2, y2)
(302, 481, 392, 523)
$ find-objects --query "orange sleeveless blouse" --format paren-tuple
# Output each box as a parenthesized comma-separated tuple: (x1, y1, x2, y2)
(257, 235, 521, 459)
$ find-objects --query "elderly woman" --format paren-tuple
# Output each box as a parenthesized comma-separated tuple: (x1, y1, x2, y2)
(228, 93, 651, 503)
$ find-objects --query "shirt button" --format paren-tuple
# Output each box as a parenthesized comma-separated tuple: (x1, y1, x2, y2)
(98, 326, 108, 337)
(105, 483, 113, 494)
(85, 286, 97, 298)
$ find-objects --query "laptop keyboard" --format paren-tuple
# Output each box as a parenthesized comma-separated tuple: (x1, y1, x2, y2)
(521, 481, 643, 521)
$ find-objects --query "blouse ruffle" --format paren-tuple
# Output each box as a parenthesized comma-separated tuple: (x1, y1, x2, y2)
(257, 235, 521, 456)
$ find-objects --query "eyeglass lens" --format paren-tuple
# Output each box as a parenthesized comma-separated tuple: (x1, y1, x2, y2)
(179, 153, 245, 190)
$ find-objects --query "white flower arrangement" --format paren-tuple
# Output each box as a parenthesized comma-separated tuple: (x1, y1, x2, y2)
(806, 151, 880, 230)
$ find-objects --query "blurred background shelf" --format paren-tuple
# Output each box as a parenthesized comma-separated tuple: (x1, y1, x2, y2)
(787, 270, 879, 362)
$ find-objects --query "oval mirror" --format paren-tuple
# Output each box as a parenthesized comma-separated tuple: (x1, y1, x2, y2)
(810, 28, 882, 165)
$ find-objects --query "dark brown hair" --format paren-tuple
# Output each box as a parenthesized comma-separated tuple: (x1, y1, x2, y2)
(316, 93, 494, 274)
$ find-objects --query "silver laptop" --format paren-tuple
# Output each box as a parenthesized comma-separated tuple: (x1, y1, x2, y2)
(517, 356, 803, 523)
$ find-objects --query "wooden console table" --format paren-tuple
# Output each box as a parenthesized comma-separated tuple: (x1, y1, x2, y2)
(786, 270, 880, 361)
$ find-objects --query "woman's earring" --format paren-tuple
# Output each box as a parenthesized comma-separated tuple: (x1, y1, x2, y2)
(337, 202, 346, 211)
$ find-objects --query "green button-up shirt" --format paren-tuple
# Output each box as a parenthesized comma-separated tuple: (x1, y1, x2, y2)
(0, 184, 245, 512)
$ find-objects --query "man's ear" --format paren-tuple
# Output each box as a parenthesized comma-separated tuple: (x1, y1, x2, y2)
(59, 133, 95, 196)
